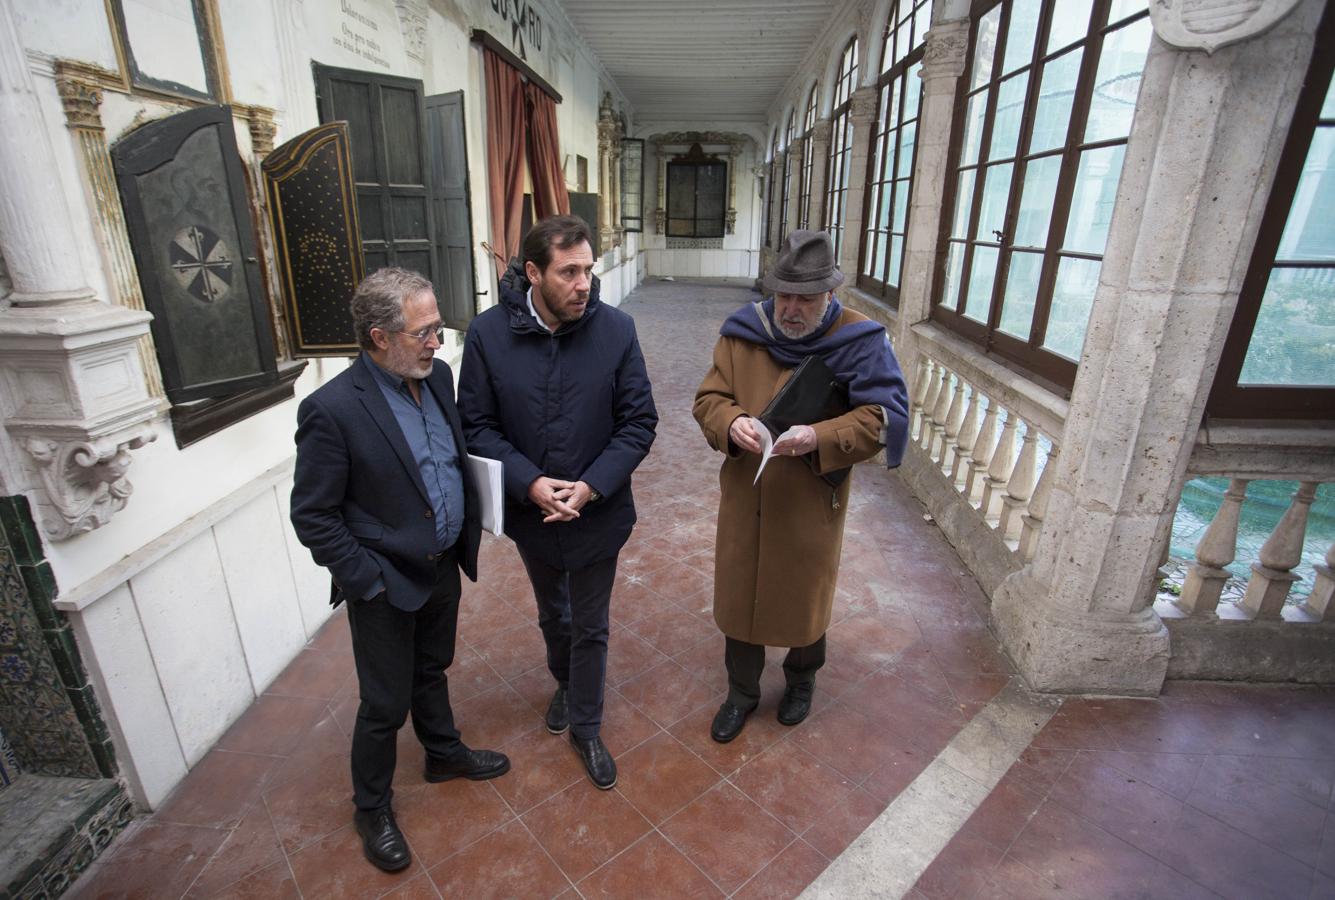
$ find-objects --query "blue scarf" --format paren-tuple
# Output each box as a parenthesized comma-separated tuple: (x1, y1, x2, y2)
(719, 298, 910, 466)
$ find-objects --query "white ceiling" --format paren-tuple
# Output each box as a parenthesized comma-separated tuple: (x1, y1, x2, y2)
(554, 0, 845, 127)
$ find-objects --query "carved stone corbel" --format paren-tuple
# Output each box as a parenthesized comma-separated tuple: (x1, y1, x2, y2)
(1149, 0, 1303, 53)
(394, 0, 428, 63)
(21, 430, 156, 540)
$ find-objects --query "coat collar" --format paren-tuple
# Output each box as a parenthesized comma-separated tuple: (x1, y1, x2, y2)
(498, 259, 601, 336)
(350, 354, 431, 504)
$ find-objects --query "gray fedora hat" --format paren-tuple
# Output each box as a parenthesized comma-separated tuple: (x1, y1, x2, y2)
(761, 229, 845, 295)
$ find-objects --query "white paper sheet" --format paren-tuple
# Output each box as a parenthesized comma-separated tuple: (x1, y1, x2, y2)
(466, 454, 504, 536)
(751, 417, 803, 485)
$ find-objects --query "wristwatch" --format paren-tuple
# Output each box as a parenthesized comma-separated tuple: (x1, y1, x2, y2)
(588, 487, 602, 503)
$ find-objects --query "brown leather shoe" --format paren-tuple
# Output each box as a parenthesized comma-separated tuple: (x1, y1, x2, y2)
(424, 747, 510, 783)
(353, 807, 410, 872)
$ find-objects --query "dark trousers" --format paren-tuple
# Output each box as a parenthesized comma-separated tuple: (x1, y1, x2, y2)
(724, 634, 827, 709)
(515, 546, 618, 740)
(346, 551, 463, 811)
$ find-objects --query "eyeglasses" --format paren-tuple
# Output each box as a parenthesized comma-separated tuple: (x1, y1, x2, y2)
(394, 325, 446, 344)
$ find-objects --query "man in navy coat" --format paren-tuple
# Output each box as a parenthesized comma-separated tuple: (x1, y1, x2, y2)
(458, 215, 657, 790)
(290, 267, 509, 873)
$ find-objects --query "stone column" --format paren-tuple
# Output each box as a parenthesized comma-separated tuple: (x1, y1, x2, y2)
(725, 143, 739, 234)
(895, 18, 969, 358)
(597, 94, 620, 252)
(768, 154, 785, 248)
(991, 0, 1326, 694)
(837, 86, 880, 276)
(652, 141, 667, 234)
(804, 119, 832, 230)
(0, 1, 158, 536)
(782, 140, 803, 240)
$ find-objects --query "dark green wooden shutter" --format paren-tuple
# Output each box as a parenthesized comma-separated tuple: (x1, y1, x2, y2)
(314, 65, 437, 287)
(425, 91, 478, 331)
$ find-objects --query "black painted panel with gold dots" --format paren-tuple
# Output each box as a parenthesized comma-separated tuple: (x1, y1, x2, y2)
(263, 122, 364, 357)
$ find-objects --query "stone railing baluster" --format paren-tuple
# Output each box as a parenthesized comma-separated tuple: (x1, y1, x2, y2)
(1176, 478, 1249, 616)
(981, 410, 1018, 523)
(910, 356, 933, 442)
(1239, 481, 1318, 619)
(929, 370, 954, 462)
(998, 421, 1039, 541)
(1019, 445, 1058, 562)
(965, 400, 999, 507)
(1306, 540, 1334, 622)
(951, 386, 982, 486)
(921, 364, 949, 450)
(940, 377, 967, 474)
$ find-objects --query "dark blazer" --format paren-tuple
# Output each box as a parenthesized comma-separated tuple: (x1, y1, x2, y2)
(290, 355, 481, 612)
(457, 262, 657, 571)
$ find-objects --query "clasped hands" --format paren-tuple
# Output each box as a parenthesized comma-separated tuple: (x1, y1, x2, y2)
(728, 416, 817, 457)
(528, 476, 596, 523)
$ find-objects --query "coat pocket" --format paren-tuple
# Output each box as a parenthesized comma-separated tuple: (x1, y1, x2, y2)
(345, 518, 384, 541)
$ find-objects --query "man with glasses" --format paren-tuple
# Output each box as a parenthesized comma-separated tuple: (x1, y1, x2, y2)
(291, 267, 509, 875)
(459, 215, 657, 790)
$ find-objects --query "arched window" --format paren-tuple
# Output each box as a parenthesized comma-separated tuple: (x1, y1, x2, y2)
(935, 0, 1152, 387)
(779, 110, 797, 239)
(860, 0, 933, 306)
(764, 127, 779, 248)
(798, 83, 819, 228)
(824, 37, 860, 261)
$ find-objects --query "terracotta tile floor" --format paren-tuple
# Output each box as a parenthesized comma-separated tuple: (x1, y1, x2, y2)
(71, 281, 1335, 899)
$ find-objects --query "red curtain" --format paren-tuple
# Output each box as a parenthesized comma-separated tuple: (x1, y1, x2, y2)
(484, 48, 526, 276)
(525, 82, 570, 221)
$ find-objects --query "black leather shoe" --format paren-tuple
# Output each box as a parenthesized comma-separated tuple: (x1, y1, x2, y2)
(546, 686, 569, 734)
(353, 807, 410, 872)
(570, 734, 617, 789)
(777, 684, 813, 726)
(424, 747, 511, 783)
(710, 702, 757, 743)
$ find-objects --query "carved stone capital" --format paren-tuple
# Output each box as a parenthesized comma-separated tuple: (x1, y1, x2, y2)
(654, 207, 666, 232)
(849, 86, 879, 124)
(242, 105, 278, 156)
(55, 71, 103, 131)
(809, 119, 833, 145)
(725, 208, 737, 234)
(21, 429, 156, 540)
(1150, 0, 1303, 53)
(921, 19, 971, 82)
(394, 0, 428, 63)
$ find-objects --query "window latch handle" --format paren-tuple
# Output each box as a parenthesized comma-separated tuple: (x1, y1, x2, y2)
(992, 230, 1008, 245)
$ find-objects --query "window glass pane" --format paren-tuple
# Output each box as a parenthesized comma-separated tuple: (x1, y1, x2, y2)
(1047, 0, 1093, 53)
(972, 6, 1002, 90)
(978, 162, 1014, 241)
(1322, 76, 1335, 119)
(952, 168, 976, 239)
(889, 235, 905, 287)
(964, 245, 999, 322)
(1030, 48, 1082, 153)
(897, 121, 918, 178)
(1013, 155, 1061, 247)
(878, 179, 893, 230)
(990, 72, 1030, 160)
(915, 3, 932, 49)
(893, 178, 911, 232)
(1064, 145, 1125, 254)
(1044, 255, 1102, 359)
(942, 241, 966, 308)
(961, 90, 989, 166)
(1239, 268, 1335, 386)
(122, 0, 209, 95)
(1001, 0, 1043, 75)
(903, 64, 923, 119)
(1107, 0, 1144, 25)
(1084, 17, 1151, 143)
(1276, 128, 1335, 261)
(999, 250, 1044, 339)
(869, 230, 887, 277)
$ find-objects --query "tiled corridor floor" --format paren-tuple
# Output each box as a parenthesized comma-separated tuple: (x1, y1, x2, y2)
(72, 280, 1335, 899)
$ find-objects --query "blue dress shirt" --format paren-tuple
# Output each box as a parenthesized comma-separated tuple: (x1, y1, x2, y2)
(361, 352, 466, 598)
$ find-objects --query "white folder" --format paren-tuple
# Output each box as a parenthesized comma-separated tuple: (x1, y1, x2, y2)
(465, 454, 504, 537)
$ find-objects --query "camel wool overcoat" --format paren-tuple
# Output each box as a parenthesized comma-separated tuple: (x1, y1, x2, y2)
(693, 308, 887, 647)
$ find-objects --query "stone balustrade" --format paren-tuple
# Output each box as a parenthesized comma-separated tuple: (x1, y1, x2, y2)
(907, 353, 1059, 563)
(1169, 478, 1332, 624)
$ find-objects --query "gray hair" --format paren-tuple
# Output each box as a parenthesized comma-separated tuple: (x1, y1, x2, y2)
(351, 267, 433, 350)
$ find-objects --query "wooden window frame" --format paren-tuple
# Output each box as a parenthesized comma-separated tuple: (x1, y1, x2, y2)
(857, 0, 933, 307)
(824, 37, 860, 261)
(665, 154, 728, 238)
(798, 83, 819, 228)
(930, 0, 1151, 391)
(779, 110, 797, 239)
(621, 137, 645, 233)
(1208, 2, 1335, 421)
(104, 0, 230, 103)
